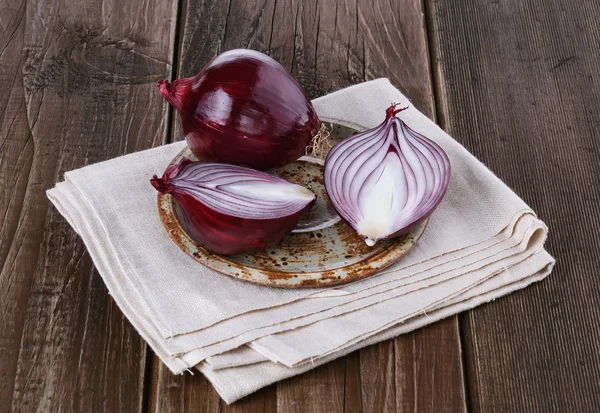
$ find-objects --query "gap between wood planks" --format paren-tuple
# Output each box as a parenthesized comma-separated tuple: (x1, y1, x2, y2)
(164, 0, 187, 146)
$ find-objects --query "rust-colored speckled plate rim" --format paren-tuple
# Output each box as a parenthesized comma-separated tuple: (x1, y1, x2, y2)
(157, 122, 428, 288)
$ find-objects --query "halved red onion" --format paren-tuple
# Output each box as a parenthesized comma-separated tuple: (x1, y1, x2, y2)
(324, 104, 451, 246)
(151, 158, 316, 255)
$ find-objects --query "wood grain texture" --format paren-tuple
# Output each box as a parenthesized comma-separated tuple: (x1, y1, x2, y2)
(1, 0, 179, 411)
(149, 356, 277, 413)
(150, 0, 468, 411)
(358, 342, 396, 413)
(394, 318, 466, 413)
(0, 0, 34, 409)
(343, 352, 363, 413)
(150, 359, 221, 413)
(358, 319, 466, 413)
(268, 1, 359, 407)
(276, 359, 346, 413)
(426, 0, 600, 411)
(355, 1, 466, 411)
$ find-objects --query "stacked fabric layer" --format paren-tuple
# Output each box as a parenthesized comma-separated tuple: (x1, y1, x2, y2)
(48, 79, 554, 404)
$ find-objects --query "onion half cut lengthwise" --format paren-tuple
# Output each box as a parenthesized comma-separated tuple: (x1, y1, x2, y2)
(324, 104, 451, 247)
(151, 158, 316, 255)
(158, 49, 321, 170)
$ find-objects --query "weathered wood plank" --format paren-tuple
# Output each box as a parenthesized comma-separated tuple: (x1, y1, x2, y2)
(426, 0, 600, 411)
(356, 1, 467, 411)
(358, 342, 396, 413)
(0, 0, 35, 409)
(150, 361, 278, 413)
(343, 352, 362, 413)
(394, 319, 466, 412)
(151, 0, 467, 411)
(2, 0, 179, 411)
(222, 385, 277, 413)
(269, 1, 466, 411)
(269, 1, 356, 408)
(151, 361, 221, 413)
(358, 320, 466, 413)
(147, 0, 235, 410)
(276, 359, 346, 413)
(360, 0, 436, 115)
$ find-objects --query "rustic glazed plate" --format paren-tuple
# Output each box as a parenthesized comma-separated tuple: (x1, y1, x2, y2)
(157, 122, 428, 288)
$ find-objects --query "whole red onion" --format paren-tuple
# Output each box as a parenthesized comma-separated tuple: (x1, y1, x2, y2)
(151, 158, 316, 255)
(158, 49, 321, 170)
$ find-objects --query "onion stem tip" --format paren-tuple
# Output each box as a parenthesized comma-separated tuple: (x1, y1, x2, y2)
(386, 103, 409, 119)
(150, 174, 173, 194)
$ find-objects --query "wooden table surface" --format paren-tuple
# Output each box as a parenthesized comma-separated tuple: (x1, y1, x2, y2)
(2, 0, 599, 411)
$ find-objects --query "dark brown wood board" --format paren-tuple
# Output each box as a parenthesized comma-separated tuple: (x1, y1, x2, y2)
(0, 0, 33, 408)
(0, 0, 179, 411)
(148, 0, 467, 411)
(426, 0, 600, 411)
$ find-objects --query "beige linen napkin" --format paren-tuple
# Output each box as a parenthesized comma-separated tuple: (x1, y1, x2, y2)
(200, 249, 554, 403)
(249, 215, 547, 366)
(205, 213, 549, 370)
(47, 79, 554, 395)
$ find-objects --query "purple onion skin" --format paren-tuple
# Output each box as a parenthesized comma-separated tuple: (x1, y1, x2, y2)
(158, 49, 321, 171)
(151, 159, 313, 256)
(171, 191, 306, 255)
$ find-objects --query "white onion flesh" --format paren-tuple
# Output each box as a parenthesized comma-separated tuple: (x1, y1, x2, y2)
(170, 161, 315, 220)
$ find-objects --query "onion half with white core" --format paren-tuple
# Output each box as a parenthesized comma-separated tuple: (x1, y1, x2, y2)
(151, 158, 316, 255)
(324, 104, 451, 246)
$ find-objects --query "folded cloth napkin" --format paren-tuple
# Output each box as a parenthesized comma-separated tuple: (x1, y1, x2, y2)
(205, 247, 553, 371)
(200, 249, 554, 403)
(47, 79, 555, 402)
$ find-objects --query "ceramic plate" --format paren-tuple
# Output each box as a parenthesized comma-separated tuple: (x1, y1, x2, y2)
(157, 122, 427, 288)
